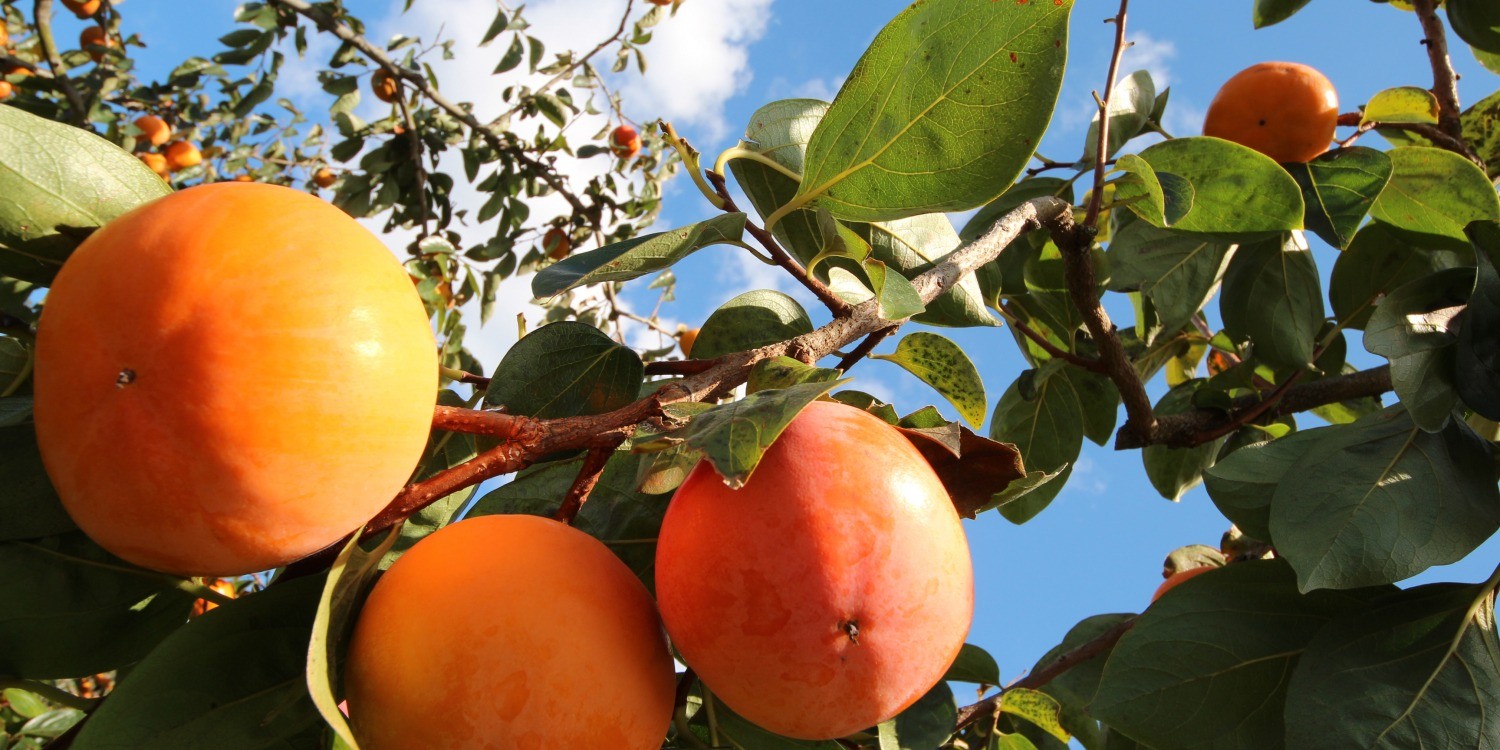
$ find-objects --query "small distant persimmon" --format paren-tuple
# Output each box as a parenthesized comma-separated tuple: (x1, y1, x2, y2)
(61, 0, 100, 18)
(138, 152, 168, 179)
(371, 68, 400, 103)
(312, 167, 337, 188)
(610, 124, 641, 159)
(0, 20, 10, 48)
(679, 327, 699, 357)
(232, 175, 253, 182)
(0, 81, 11, 101)
(1202, 62, 1338, 164)
(543, 226, 572, 260)
(134, 115, 171, 147)
(164, 140, 201, 172)
(80, 26, 113, 63)
(1151, 566, 1215, 603)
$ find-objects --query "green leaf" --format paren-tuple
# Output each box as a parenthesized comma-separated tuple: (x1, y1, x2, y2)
(1461, 88, 1500, 180)
(1269, 406, 1500, 591)
(692, 290, 814, 361)
(72, 576, 326, 750)
(0, 424, 75, 541)
(943, 643, 1001, 685)
(1254, 0, 1314, 27)
(1329, 222, 1466, 330)
(1111, 154, 1193, 229)
(531, 214, 748, 297)
(1029, 613, 1136, 711)
(713, 698, 845, 749)
(988, 363, 1086, 524)
(1142, 381, 1225, 501)
(633, 380, 842, 489)
(1447, 0, 1500, 55)
(748, 356, 842, 394)
(1082, 70, 1156, 163)
(0, 533, 193, 679)
(1219, 232, 1325, 371)
(1202, 428, 1330, 542)
(0, 105, 172, 285)
(1106, 221, 1232, 334)
(1364, 268, 1472, 430)
(18, 707, 84, 739)
(307, 528, 399, 750)
(872, 333, 986, 428)
(485, 321, 644, 419)
(1370, 146, 1500, 247)
(877, 682, 956, 750)
(1121, 137, 1305, 239)
(1457, 220, 1500, 420)
(784, 0, 1072, 224)
(1286, 582, 1500, 749)
(1092, 561, 1375, 750)
(1286, 146, 1393, 249)
(1000, 689, 1069, 744)
(1363, 86, 1442, 125)
(2, 688, 50, 719)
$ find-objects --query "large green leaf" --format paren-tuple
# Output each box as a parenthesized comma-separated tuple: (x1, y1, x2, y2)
(729, 99, 996, 328)
(1092, 561, 1375, 750)
(0, 105, 173, 285)
(785, 0, 1072, 223)
(531, 214, 748, 297)
(72, 576, 326, 750)
(712, 698, 845, 750)
(307, 529, 399, 750)
(1457, 221, 1500, 420)
(0, 533, 194, 679)
(1201, 428, 1331, 542)
(634, 380, 842, 489)
(877, 682, 956, 750)
(1329, 222, 1466, 330)
(1106, 221, 1232, 335)
(692, 290, 814, 361)
(989, 363, 1106, 524)
(1286, 146, 1392, 250)
(1447, 0, 1500, 55)
(485, 321, 644, 419)
(1254, 0, 1314, 27)
(1119, 137, 1305, 239)
(1030, 613, 1136, 711)
(0, 424, 74, 541)
(1219, 232, 1325, 371)
(872, 333, 986, 428)
(1370, 146, 1500, 247)
(1269, 406, 1500, 591)
(1364, 268, 1472, 431)
(1285, 582, 1500, 749)
(943, 643, 1002, 686)
(1141, 381, 1224, 501)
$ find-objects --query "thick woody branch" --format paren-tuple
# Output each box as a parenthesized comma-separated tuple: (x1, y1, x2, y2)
(1117, 365, 1393, 450)
(361, 196, 1073, 533)
(265, 0, 589, 216)
(1412, 0, 1466, 144)
(953, 616, 1137, 732)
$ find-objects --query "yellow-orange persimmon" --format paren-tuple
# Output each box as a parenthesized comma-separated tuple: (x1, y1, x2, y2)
(33, 183, 438, 576)
(232, 174, 253, 182)
(0, 21, 10, 48)
(133, 114, 170, 147)
(543, 226, 571, 260)
(1151, 565, 1215, 603)
(137, 152, 168, 178)
(611, 124, 642, 159)
(371, 68, 400, 103)
(656, 400, 973, 740)
(679, 326, 699, 357)
(79, 26, 112, 62)
(61, 0, 100, 18)
(0, 81, 11, 101)
(1202, 62, 1338, 164)
(312, 167, 337, 188)
(163, 140, 201, 171)
(190, 579, 239, 618)
(345, 515, 675, 750)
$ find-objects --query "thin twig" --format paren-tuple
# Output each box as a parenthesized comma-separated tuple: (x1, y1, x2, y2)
(33, 0, 89, 126)
(836, 325, 898, 371)
(998, 302, 1106, 373)
(553, 446, 615, 525)
(1083, 0, 1131, 229)
(487, 0, 635, 128)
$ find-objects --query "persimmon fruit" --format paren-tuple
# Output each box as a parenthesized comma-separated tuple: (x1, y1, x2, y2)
(163, 140, 201, 171)
(0, 21, 10, 48)
(679, 326, 699, 357)
(312, 167, 337, 188)
(79, 26, 112, 62)
(344, 514, 675, 750)
(137, 151, 168, 178)
(656, 400, 973, 740)
(1202, 61, 1338, 164)
(1151, 565, 1215, 603)
(190, 579, 239, 617)
(371, 68, 400, 103)
(133, 114, 170, 147)
(61, 0, 100, 18)
(0, 81, 11, 101)
(33, 182, 438, 576)
(610, 124, 641, 159)
(543, 226, 571, 260)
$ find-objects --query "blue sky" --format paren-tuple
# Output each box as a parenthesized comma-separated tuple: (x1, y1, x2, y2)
(112, 0, 1500, 691)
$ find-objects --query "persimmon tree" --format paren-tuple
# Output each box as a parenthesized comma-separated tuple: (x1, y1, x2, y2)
(1, 0, 1499, 747)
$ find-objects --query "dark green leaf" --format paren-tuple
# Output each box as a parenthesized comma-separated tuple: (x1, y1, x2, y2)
(1111, 154, 1193, 229)
(748, 356, 842, 394)
(1330, 222, 1466, 330)
(1365, 268, 1472, 430)
(485, 321, 644, 419)
(0, 105, 172, 284)
(0, 424, 74, 541)
(943, 643, 1001, 685)
(872, 333, 986, 427)
(1121, 137, 1305, 238)
(1285, 582, 1500, 749)
(787, 0, 1072, 223)
(532, 214, 747, 298)
(72, 576, 325, 750)
(989, 363, 1085, 524)
(1142, 381, 1224, 501)
(1447, 0, 1500, 55)
(714, 698, 845, 749)
(692, 290, 814, 361)
(1370, 146, 1500, 247)
(1254, 0, 1314, 27)
(877, 682, 956, 750)
(1457, 220, 1500, 419)
(1220, 232, 1325, 370)
(1269, 406, 1500, 590)
(1031, 613, 1135, 710)
(1202, 428, 1330, 542)
(1106, 221, 1231, 334)
(1461, 88, 1500, 180)
(1286, 146, 1392, 249)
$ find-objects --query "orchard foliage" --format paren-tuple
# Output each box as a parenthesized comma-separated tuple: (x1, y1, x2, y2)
(0, 0, 1498, 748)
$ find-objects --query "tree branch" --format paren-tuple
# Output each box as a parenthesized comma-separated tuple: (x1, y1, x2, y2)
(1083, 0, 1131, 228)
(33, 0, 89, 126)
(1117, 365, 1392, 450)
(998, 302, 1106, 373)
(836, 325, 898, 372)
(553, 446, 616, 525)
(486, 0, 635, 129)
(1412, 0, 1466, 144)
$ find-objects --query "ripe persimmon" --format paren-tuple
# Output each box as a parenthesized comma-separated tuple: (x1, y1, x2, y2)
(312, 167, 337, 188)
(79, 26, 112, 63)
(1203, 62, 1338, 164)
(163, 140, 201, 171)
(33, 182, 438, 576)
(61, 0, 100, 18)
(543, 226, 571, 260)
(371, 68, 400, 103)
(137, 151, 168, 178)
(656, 400, 973, 740)
(0, 20, 10, 48)
(0, 81, 11, 101)
(232, 174, 253, 182)
(133, 114, 170, 147)
(344, 515, 675, 750)
(1151, 565, 1215, 603)
(611, 124, 642, 159)
(679, 326, 699, 357)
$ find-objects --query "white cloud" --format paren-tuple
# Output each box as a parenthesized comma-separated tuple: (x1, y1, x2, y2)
(1120, 31, 1175, 90)
(764, 75, 845, 104)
